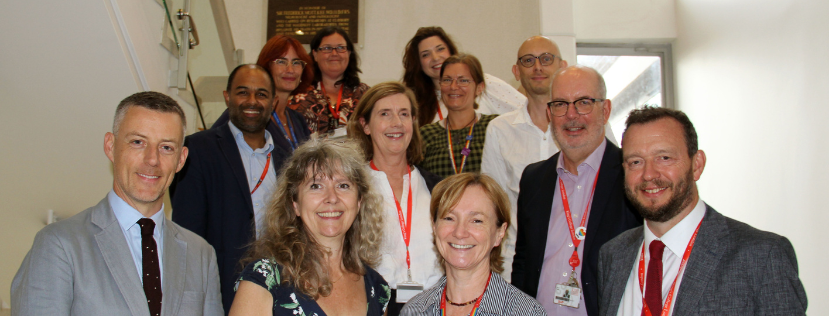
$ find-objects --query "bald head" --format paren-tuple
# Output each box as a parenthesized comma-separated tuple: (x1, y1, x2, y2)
(551, 65, 607, 99)
(513, 36, 567, 98)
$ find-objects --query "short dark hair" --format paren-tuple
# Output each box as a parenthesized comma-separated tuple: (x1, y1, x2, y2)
(113, 91, 186, 136)
(625, 106, 698, 157)
(226, 64, 276, 95)
(310, 26, 362, 89)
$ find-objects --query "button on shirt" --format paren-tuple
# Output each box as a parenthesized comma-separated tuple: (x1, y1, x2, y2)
(481, 102, 557, 281)
(108, 190, 166, 285)
(536, 139, 607, 315)
(616, 198, 707, 316)
(228, 121, 276, 238)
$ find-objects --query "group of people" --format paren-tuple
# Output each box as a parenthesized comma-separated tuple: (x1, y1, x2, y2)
(10, 25, 808, 316)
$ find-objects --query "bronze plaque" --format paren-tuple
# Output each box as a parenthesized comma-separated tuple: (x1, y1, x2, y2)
(267, 0, 359, 44)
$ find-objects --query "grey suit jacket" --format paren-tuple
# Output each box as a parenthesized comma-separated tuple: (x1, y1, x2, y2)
(598, 205, 807, 315)
(12, 197, 223, 316)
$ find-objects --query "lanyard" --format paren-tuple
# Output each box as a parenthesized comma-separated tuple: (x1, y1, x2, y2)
(250, 152, 271, 194)
(638, 220, 703, 316)
(440, 273, 491, 316)
(320, 84, 345, 123)
(436, 102, 444, 120)
(370, 161, 414, 276)
(445, 118, 476, 174)
(558, 167, 600, 269)
(272, 110, 298, 151)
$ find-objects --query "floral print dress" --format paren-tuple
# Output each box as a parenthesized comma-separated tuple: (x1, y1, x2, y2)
(236, 258, 391, 316)
(287, 82, 370, 134)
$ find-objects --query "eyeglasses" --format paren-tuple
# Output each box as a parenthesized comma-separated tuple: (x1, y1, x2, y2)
(271, 58, 307, 69)
(547, 98, 604, 116)
(316, 45, 348, 54)
(439, 77, 474, 87)
(517, 53, 558, 68)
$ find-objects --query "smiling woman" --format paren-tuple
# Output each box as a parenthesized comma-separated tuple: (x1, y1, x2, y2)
(229, 138, 390, 316)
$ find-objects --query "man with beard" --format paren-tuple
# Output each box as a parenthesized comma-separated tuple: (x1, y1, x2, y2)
(597, 107, 807, 315)
(170, 64, 288, 314)
(512, 65, 641, 316)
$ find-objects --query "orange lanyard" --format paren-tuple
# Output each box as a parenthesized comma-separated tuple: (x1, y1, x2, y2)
(250, 152, 271, 194)
(638, 220, 703, 316)
(370, 161, 414, 272)
(446, 119, 476, 174)
(440, 273, 491, 316)
(558, 167, 600, 269)
(436, 102, 444, 120)
(320, 84, 344, 122)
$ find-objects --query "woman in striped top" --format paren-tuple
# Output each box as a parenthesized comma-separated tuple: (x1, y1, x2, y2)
(400, 173, 546, 316)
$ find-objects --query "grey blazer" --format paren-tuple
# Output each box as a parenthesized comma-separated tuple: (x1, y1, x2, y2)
(597, 205, 807, 315)
(11, 197, 223, 316)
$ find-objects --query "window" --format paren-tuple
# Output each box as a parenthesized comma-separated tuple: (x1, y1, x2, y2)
(576, 43, 674, 139)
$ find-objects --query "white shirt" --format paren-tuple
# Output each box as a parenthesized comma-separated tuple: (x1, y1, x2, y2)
(433, 73, 526, 123)
(228, 121, 276, 238)
(370, 166, 442, 289)
(480, 102, 557, 282)
(616, 198, 707, 316)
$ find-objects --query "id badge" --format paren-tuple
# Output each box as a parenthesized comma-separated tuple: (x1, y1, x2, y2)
(330, 127, 348, 139)
(395, 282, 424, 303)
(554, 272, 581, 308)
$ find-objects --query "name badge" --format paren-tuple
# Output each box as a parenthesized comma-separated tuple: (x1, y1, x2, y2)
(395, 282, 424, 303)
(330, 127, 348, 139)
(554, 272, 581, 308)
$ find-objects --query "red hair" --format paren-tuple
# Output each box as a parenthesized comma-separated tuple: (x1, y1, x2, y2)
(256, 35, 314, 94)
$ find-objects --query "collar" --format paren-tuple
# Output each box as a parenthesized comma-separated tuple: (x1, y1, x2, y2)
(508, 100, 532, 126)
(416, 272, 509, 314)
(644, 198, 707, 257)
(228, 120, 274, 154)
(556, 138, 607, 176)
(107, 190, 166, 234)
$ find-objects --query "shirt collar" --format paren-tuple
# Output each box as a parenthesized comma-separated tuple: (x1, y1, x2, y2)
(510, 100, 532, 125)
(107, 190, 166, 233)
(556, 138, 607, 176)
(644, 198, 707, 257)
(228, 120, 274, 154)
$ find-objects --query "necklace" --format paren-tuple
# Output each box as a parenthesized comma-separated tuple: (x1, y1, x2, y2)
(445, 114, 477, 174)
(446, 296, 478, 307)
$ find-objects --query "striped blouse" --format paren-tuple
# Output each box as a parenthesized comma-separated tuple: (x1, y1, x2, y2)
(400, 272, 547, 316)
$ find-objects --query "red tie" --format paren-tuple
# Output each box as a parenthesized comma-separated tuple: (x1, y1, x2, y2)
(643, 240, 666, 316)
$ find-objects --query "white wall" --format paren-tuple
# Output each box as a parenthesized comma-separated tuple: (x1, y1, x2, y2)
(674, 0, 828, 313)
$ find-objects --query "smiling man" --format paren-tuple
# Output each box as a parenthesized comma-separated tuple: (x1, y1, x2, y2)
(597, 106, 807, 315)
(12, 91, 222, 315)
(512, 65, 641, 316)
(170, 64, 288, 314)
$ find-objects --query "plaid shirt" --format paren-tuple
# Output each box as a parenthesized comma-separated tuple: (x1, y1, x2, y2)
(419, 114, 497, 178)
(287, 82, 370, 134)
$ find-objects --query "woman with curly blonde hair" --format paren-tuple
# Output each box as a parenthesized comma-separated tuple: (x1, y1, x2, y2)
(230, 137, 390, 316)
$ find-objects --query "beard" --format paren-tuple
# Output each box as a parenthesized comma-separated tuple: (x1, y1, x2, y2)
(626, 167, 696, 223)
(229, 104, 270, 134)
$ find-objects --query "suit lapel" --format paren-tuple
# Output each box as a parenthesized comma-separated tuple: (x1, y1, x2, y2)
(217, 124, 255, 213)
(584, 140, 622, 256)
(672, 205, 727, 314)
(605, 229, 643, 316)
(531, 153, 561, 258)
(92, 199, 150, 316)
(161, 220, 187, 316)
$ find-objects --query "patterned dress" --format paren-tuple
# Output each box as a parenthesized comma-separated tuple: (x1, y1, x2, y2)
(236, 258, 391, 316)
(287, 82, 370, 134)
(419, 114, 497, 178)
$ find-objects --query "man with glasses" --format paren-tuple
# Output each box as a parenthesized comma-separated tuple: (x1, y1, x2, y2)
(511, 65, 642, 316)
(170, 64, 289, 314)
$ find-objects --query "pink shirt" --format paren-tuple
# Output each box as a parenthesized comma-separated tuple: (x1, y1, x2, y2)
(536, 139, 607, 315)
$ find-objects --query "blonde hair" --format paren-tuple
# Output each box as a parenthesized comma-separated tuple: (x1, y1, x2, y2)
(243, 137, 384, 299)
(429, 173, 510, 273)
(347, 81, 423, 165)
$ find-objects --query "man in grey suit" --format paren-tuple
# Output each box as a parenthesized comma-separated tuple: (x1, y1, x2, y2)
(12, 91, 223, 316)
(597, 106, 807, 315)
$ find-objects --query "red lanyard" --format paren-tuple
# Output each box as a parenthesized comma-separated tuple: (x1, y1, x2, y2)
(638, 220, 703, 316)
(558, 167, 600, 269)
(440, 273, 491, 316)
(250, 152, 271, 194)
(370, 161, 414, 271)
(320, 84, 344, 122)
(436, 102, 444, 120)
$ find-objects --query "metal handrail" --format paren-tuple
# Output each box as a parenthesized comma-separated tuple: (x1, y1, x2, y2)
(177, 9, 200, 49)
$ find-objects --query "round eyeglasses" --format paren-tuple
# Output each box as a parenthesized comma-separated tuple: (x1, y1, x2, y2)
(271, 58, 307, 69)
(517, 53, 558, 68)
(547, 98, 604, 116)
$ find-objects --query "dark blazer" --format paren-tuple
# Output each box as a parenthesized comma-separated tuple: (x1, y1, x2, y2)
(416, 165, 443, 192)
(169, 123, 289, 314)
(213, 107, 311, 155)
(598, 205, 808, 315)
(511, 139, 642, 316)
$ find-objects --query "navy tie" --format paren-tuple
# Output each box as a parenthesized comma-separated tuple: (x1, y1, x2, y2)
(138, 218, 162, 316)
